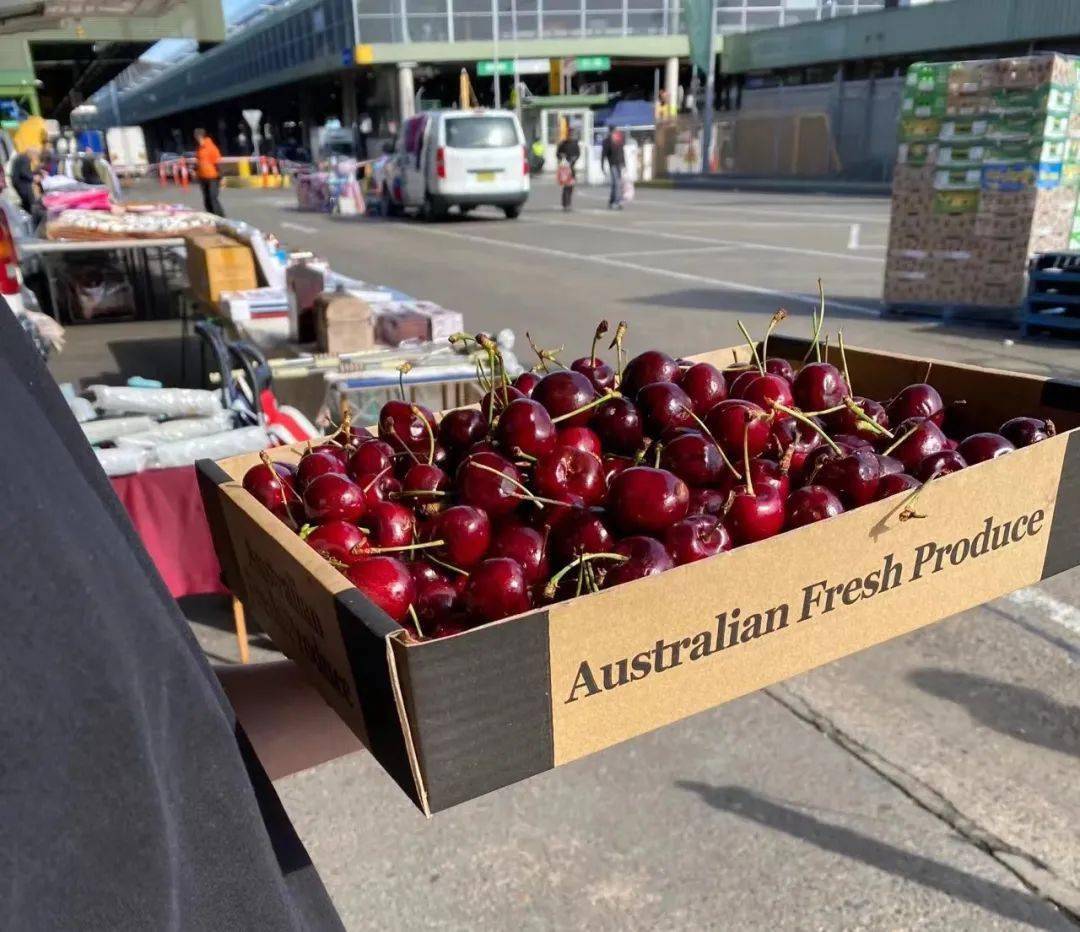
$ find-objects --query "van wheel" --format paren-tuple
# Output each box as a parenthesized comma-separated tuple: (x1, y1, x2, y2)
(421, 194, 447, 222)
(503, 204, 522, 219)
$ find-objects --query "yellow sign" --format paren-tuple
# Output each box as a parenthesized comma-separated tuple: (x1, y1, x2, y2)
(354, 44, 375, 65)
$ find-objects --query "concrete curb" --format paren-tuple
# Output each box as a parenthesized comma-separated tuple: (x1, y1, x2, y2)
(643, 175, 892, 197)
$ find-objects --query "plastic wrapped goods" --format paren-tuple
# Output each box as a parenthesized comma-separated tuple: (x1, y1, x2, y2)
(81, 415, 155, 445)
(95, 446, 150, 477)
(88, 385, 224, 419)
(150, 426, 270, 470)
(114, 413, 233, 448)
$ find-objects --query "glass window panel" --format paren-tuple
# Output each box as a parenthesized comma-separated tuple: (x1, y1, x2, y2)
(513, 12, 539, 36)
(746, 0, 780, 6)
(717, 9, 744, 24)
(783, 8, 817, 22)
(784, 0, 817, 7)
(626, 10, 663, 32)
(355, 15, 398, 41)
(585, 12, 621, 33)
(544, 0, 578, 11)
(453, 12, 492, 37)
(407, 14, 450, 38)
(453, 0, 488, 11)
(539, 11, 580, 33)
(746, 10, 781, 27)
(405, 0, 448, 14)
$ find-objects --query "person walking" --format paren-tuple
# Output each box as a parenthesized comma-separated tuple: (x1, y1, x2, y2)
(601, 125, 626, 210)
(11, 146, 44, 225)
(555, 130, 581, 211)
(194, 128, 225, 217)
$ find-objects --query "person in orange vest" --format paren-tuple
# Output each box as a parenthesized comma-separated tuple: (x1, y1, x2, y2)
(193, 128, 224, 216)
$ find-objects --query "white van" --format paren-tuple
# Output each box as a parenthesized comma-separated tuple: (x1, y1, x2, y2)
(382, 109, 529, 220)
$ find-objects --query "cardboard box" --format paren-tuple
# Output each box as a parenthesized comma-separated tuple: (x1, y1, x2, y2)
(980, 162, 1064, 192)
(197, 340, 1080, 814)
(185, 233, 258, 304)
(883, 276, 935, 304)
(314, 290, 375, 355)
(995, 55, 1076, 91)
(896, 142, 938, 166)
(906, 62, 951, 93)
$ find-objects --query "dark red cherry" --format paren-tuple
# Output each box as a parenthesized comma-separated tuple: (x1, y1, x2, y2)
(465, 558, 532, 622)
(428, 505, 491, 568)
(889, 418, 948, 472)
(725, 485, 786, 545)
(408, 560, 447, 587)
(602, 454, 635, 486)
(620, 350, 680, 397)
(688, 486, 730, 517)
(765, 357, 796, 382)
(607, 466, 690, 534)
(557, 426, 602, 459)
(874, 473, 921, 500)
(663, 514, 732, 565)
(704, 399, 771, 460)
(1000, 416, 1055, 448)
(379, 400, 437, 458)
(570, 356, 616, 393)
(457, 451, 526, 517)
(303, 473, 366, 523)
(496, 398, 557, 459)
(793, 362, 848, 411)
(916, 450, 967, 482)
(355, 469, 401, 510)
(679, 362, 727, 415)
(659, 431, 728, 487)
(346, 556, 415, 623)
(297, 447, 347, 489)
(887, 383, 944, 427)
(480, 385, 525, 423)
(814, 446, 881, 508)
(304, 520, 368, 566)
(414, 579, 459, 630)
(591, 396, 644, 455)
(531, 370, 597, 427)
(785, 485, 844, 529)
(513, 371, 542, 397)
(550, 509, 614, 565)
(727, 368, 760, 400)
(243, 460, 302, 522)
(957, 432, 1015, 464)
(347, 440, 395, 479)
(636, 381, 696, 435)
(489, 523, 550, 585)
(876, 453, 905, 476)
(367, 501, 415, 548)
(438, 409, 488, 453)
(535, 446, 606, 507)
(826, 397, 890, 443)
(769, 418, 823, 482)
(604, 536, 674, 587)
(748, 458, 790, 500)
(743, 373, 795, 418)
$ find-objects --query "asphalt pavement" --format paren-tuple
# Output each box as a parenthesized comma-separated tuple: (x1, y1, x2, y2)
(126, 180, 1080, 929)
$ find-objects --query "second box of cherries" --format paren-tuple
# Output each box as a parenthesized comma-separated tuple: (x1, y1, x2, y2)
(241, 321, 1055, 639)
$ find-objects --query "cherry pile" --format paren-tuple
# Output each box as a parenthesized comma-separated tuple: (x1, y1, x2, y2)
(242, 318, 1056, 639)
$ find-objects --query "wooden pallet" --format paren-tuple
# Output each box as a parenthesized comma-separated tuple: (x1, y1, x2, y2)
(1021, 252, 1080, 337)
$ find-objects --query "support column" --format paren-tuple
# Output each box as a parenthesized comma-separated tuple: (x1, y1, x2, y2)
(299, 87, 315, 158)
(397, 62, 416, 122)
(341, 73, 358, 127)
(664, 56, 679, 120)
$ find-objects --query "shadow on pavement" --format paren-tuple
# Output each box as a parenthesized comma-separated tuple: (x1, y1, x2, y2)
(675, 783, 1068, 930)
(908, 668, 1080, 759)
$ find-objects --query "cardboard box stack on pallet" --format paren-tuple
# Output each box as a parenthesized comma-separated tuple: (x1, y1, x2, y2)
(886, 54, 1080, 314)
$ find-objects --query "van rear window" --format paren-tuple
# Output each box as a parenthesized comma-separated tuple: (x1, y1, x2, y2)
(445, 117, 518, 149)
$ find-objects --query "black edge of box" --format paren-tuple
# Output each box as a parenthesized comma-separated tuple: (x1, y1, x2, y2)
(398, 610, 555, 813)
(1042, 430, 1080, 581)
(196, 458, 243, 595)
(334, 590, 420, 806)
(762, 335, 811, 358)
(1042, 378, 1080, 414)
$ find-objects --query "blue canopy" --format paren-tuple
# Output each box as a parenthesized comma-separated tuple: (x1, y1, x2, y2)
(597, 99, 655, 128)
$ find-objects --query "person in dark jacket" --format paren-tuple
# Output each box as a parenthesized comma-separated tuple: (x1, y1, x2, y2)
(600, 126, 626, 209)
(555, 130, 581, 211)
(11, 147, 40, 216)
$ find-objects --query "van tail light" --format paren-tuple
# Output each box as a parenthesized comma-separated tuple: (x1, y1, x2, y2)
(0, 210, 19, 296)
(522, 145, 529, 175)
(436, 146, 446, 179)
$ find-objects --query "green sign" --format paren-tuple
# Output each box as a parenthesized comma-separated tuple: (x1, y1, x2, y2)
(575, 55, 611, 72)
(477, 60, 515, 76)
(682, 0, 713, 75)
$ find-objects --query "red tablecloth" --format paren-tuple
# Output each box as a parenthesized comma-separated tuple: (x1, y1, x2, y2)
(111, 465, 228, 599)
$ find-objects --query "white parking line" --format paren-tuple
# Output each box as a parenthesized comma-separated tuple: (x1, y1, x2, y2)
(404, 222, 881, 316)
(530, 214, 887, 264)
(1005, 587, 1080, 640)
(643, 219, 871, 228)
(280, 220, 317, 234)
(596, 244, 739, 259)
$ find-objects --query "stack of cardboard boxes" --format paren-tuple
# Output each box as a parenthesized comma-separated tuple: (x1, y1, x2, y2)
(886, 54, 1080, 311)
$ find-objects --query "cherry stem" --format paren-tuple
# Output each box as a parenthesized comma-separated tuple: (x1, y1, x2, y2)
(608, 320, 627, 385)
(772, 403, 842, 455)
(407, 603, 425, 639)
(362, 465, 392, 494)
(397, 362, 412, 403)
(677, 404, 741, 478)
(924, 362, 933, 384)
(882, 421, 923, 456)
(395, 489, 447, 497)
(843, 397, 893, 439)
(544, 552, 628, 600)
(803, 403, 846, 416)
(804, 278, 826, 363)
(465, 459, 550, 509)
(412, 405, 436, 465)
(551, 390, 619, 424)
(837, 330, 853, 394)
(653, 442, 663, 468)
(1047, 419, 1057, 437)
(363, 539, 445, 555)
(736, 320, 765, 376)
(512, 448, 538, 463)
(575, 557, 586, 598)
(762, 308, 788, 367)
(428, 555, 469, 576)
(590, 320, 609, 365)
(260, 451, 299, 530)
(385, 423, 422, 465)
(475, 358, 493, 395)
(742, 421, 755, 496)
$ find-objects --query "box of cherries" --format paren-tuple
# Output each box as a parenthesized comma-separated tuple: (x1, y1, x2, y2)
(199, 316, 1080, 814)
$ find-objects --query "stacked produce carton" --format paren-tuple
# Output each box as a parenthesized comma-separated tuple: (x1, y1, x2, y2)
(886, 54, 1080, 312)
